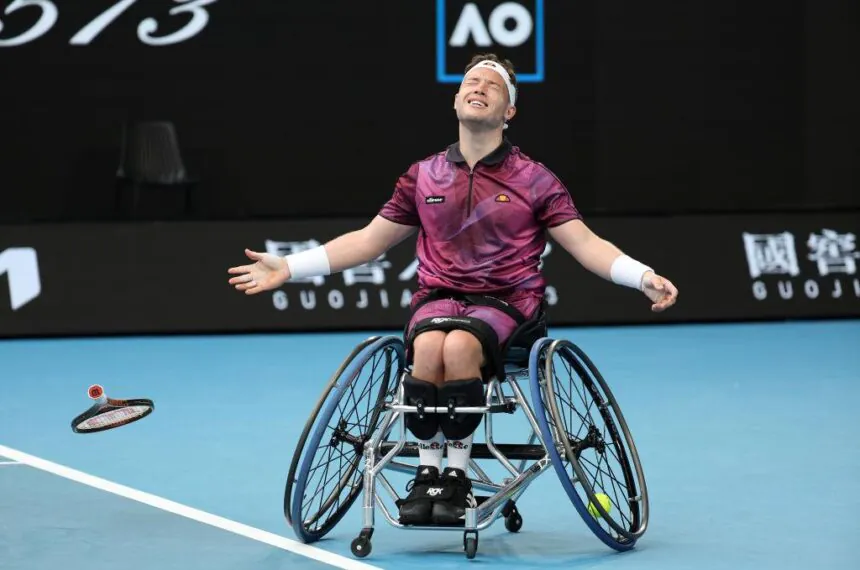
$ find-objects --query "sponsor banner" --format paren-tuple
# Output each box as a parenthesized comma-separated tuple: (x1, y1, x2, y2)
(1, 211, 858, 337)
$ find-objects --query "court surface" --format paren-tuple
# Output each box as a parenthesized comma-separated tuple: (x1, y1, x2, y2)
(1, 319, 858, 570)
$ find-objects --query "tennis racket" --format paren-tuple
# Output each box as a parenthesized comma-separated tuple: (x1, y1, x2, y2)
(71, 384, 154, 434)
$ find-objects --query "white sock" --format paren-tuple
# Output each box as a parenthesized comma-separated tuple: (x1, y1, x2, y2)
(446, 434, 474, 473)
(417, 429, 444, 470)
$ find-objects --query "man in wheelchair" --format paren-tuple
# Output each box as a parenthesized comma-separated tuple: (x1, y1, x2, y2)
(393, 288, 551, 525)
(228, 53, 679, 527)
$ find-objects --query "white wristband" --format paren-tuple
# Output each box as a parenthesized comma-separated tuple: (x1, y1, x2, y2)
(285, 246, 331, 280)
(610, 254, 652, 291)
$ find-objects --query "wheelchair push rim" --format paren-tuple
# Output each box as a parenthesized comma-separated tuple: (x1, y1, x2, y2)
(547, 340, 649, 540)
(563, 340, 650, 540)
(288, 335, 404, 543)
(529, 338, 649, 551)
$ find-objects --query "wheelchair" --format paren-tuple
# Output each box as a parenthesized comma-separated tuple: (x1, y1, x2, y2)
(283, 307, 649, 560)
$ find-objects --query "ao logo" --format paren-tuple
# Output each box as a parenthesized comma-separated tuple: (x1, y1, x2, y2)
(450, 2, 533, 48)
(437, 0, 545, 83)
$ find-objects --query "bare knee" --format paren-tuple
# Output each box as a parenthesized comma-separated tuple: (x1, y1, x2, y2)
(411, 331, 446, 384)
(442, 330, 484, 380)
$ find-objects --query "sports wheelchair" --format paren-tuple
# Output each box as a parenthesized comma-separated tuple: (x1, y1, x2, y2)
(283, 307, 649, 560)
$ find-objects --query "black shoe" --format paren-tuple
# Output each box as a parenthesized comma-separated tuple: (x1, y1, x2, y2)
(398, 465, 441, 525)
(430, 467, 477, 525)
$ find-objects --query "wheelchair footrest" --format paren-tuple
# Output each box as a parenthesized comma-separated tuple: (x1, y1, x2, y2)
(381, 442, 546, 460)
(394, 496, 493, 528)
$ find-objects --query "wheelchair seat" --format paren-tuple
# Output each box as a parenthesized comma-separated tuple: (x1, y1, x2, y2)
(500, 303, 548, 373)
(401, 292, 549, 380)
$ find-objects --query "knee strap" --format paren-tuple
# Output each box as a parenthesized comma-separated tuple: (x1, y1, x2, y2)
(437, 378, 485, 440)
(402, 374, 439, 440)
(406, 316, 502, 380)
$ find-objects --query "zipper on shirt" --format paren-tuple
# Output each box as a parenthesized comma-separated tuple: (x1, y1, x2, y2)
(466, 167, 475, 217)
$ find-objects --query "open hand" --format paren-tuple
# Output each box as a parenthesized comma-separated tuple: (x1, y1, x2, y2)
(641, 272, 678, 312)
(227, 249, 290, 295)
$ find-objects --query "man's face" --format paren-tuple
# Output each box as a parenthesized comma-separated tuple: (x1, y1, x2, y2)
(454, 67, 515, 131)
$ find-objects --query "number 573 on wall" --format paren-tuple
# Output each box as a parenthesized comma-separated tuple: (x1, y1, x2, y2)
(0, 0, 217, 47)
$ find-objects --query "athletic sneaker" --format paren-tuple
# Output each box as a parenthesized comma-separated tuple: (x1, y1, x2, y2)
(398, 465, 441, 525)
(430, 467, 477, 525)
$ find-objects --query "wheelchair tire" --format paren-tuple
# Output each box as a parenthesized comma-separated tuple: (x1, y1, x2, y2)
(283, 335, 382, 527)
(288, 335, 404, 543)
(529, 338, 649, 551)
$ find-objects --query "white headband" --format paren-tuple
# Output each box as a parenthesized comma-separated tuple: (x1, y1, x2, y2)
(464, 60, 517, 107)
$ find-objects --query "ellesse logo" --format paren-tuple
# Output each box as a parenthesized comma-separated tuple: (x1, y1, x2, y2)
(426, 196, 445, 204)
(495, 194, 511, 203)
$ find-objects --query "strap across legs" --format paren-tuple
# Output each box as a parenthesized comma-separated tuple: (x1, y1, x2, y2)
(405, 289, 529, 380)
(411, 289, 528, 327)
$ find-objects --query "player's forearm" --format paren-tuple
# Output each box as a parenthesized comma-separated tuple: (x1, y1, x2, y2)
(572, 235, 625, 280)
(282, 226, 390, 281)
(551, 222, 653, 290)
(322, 229, 384, 274)
(578, 237, 654, 289)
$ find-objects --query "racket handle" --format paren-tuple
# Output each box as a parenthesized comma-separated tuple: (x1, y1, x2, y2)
(88, 384, 107, 404)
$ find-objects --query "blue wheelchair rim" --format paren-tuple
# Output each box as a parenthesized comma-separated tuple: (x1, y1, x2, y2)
(291, 335, 405, 543)
(284, 335, 383, 528)
(528, 337, 637, 552)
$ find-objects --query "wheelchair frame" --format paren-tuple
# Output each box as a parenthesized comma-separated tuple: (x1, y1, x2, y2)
(354, 362, 553, 557)
(285, 327, 649, 561)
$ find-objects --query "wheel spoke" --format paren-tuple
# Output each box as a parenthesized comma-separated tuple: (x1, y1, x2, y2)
(536, 340, 646, 547)
(289, 338, 400, 541)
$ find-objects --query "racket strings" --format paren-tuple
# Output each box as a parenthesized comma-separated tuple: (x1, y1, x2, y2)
(77, 405, 150, 430)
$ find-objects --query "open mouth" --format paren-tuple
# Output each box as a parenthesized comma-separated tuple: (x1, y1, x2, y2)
(467, 99, 488, 109)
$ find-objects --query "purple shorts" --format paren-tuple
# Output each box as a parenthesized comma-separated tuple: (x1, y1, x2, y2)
(406, 289, 544, 348)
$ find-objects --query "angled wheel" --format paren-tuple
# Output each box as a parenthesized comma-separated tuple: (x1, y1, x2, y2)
(286, 335, 404, 543)
(529, 338, 648, 551)
(284, 335, 382, 528)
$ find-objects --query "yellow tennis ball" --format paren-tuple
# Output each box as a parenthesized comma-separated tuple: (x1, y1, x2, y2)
(587, 493, 612, 518)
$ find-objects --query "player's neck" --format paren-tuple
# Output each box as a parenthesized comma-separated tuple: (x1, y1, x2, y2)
(458, 126, 504, 170)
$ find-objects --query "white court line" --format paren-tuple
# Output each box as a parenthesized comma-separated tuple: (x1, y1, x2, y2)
(0, 444, 381, 570)
(0, 460, 22, 465)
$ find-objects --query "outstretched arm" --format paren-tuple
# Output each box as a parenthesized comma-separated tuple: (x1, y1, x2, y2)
(547, 219, 678, 312)
(228, 216, 416, 295)
(319, 215, 417, 274)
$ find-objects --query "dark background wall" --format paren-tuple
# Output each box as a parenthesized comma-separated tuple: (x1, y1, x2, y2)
(1, 0, 857, 224)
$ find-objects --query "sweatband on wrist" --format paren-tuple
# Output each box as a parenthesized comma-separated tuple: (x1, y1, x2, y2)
(610, 254, 652, 291)
(285, 246, 331, 280)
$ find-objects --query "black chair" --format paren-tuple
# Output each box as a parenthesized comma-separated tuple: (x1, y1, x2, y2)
(115, 121, 196, 220)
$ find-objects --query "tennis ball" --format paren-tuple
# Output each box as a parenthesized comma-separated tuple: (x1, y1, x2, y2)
(587, 493, 612, 518)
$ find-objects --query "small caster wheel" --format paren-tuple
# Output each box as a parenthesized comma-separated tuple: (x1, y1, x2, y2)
(351, 536, 371, 558)
(505, 510, 523, 533)
(463, 531, 478, 560)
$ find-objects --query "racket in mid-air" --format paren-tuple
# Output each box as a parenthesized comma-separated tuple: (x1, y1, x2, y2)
(71, 384, 154, 434)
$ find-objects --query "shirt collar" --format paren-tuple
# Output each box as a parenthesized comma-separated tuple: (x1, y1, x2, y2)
(445, 138, 513, 166)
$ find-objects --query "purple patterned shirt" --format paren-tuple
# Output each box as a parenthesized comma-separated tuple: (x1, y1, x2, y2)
(379, 140, 582, 294)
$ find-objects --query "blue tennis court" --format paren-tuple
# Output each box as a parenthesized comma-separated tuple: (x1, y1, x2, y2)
(2, 319, 858, 570)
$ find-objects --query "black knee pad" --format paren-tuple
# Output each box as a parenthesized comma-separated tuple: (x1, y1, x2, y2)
(437, 378, 485, 440)
(402, 374, 439, 440)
